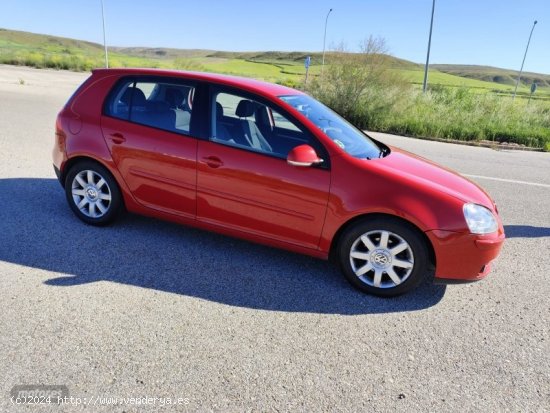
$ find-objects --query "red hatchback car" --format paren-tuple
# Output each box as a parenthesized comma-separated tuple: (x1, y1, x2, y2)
(53, 68, 505, 296)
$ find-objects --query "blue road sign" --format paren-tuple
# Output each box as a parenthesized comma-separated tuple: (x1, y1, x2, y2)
(305, 56, 311, 69)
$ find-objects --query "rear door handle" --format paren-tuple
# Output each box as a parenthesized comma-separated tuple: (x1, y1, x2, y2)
(109, 133, 126, 144)
(202, 156, 223, 168)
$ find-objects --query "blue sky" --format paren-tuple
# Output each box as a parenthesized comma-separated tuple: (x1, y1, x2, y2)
(1, 0, 548, 74)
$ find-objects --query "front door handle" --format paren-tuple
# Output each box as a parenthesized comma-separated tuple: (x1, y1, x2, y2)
(202, 156, 223, 168)
(109, 133, 126, 144)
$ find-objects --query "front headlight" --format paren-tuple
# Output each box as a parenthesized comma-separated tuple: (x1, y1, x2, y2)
(463, 203, 498, 234)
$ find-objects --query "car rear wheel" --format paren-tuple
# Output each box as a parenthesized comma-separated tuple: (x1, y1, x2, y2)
(338, 217, 429, 297)
(65, 161, 122, 226)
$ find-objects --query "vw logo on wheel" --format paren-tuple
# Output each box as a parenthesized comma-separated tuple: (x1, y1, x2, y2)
(86, 187, 98, 200)
(373, 254, 388, 265)
(371, 250, 392, 268)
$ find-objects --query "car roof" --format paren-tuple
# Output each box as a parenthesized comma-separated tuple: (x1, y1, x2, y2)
(92, 68, 303, 98)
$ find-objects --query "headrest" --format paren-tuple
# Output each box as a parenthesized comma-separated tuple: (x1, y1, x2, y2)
(215, 102, 224, 120)
(121, 87, 147, 107)
(165, 88, 184, 108)
(235, 99, 256, 117)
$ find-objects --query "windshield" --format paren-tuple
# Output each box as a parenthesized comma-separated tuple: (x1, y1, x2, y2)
(279, 94, 383, 159)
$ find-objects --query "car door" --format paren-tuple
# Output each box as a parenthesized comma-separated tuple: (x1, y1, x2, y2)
(101, 77, 199, 218)
(196, 89, 331, 249)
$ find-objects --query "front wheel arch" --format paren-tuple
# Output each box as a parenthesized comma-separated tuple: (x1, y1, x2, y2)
(329, 213, 436, 270)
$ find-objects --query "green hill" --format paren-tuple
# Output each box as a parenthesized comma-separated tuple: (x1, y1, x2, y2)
(432, 64, 550, 88)
(111, 46, 214, 59)
(0, 27, 168, 70)
(0, 27, 102, 52)
(0, 28, 547, 96)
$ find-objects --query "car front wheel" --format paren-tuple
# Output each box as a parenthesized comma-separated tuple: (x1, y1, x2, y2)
(64, 161, 122, 226)
(338, 217, 429, 297)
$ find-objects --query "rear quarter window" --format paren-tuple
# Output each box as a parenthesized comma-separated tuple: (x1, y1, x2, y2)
(104, 79, 133, 120)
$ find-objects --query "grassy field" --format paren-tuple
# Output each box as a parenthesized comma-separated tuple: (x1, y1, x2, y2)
(2, 28, 547, 98)
(1, 28, 549, 149)
(432, 64, 550, 88)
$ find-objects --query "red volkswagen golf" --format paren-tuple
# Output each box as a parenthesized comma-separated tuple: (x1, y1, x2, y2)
(53, 68, 505, 296)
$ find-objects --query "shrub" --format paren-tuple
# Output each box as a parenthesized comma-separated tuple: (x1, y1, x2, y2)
(307, 38, 550, 149)
(275, 78, 301, 89)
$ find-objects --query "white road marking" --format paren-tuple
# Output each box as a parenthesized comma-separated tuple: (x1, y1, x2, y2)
(462, 174, 550, 189)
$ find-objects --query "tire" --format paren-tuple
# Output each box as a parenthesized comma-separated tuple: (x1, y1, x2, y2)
(64, 160, 123, 226)
(338, 217, 429, 297)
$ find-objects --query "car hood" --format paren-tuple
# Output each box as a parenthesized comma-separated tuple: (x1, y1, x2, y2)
(374, 146, 495, 208)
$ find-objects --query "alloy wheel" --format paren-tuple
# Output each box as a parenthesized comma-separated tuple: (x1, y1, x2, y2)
(71, 170, 112, 218)
(349, 230, 415, 288)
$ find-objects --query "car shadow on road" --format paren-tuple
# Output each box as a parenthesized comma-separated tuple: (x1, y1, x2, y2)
(0, 178, 446, 315)
(504, 225, 550, 238)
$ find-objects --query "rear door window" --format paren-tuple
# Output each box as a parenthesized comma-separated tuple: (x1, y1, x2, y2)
(104, 78, 195, 135)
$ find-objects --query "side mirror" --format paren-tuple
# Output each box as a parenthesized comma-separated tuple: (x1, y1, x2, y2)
(287, 144, 323, 167)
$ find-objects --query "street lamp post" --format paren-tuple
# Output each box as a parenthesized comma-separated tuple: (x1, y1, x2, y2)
(101, 0, 109, 68)
(512, 20, 538, 101)
(321, 8, 333, 75)
(422, 0, 436, 93)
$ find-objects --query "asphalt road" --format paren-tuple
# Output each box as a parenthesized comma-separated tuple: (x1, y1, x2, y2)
(0, 65, 549, 412)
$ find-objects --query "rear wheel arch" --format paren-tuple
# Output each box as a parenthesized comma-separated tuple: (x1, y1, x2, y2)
(62, 156, 128, 213)
(329, 213, 436, 269)
(61, 156, 112, 186)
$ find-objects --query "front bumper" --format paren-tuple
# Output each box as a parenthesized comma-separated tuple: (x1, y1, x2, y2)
(426, 229, 505, 282)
